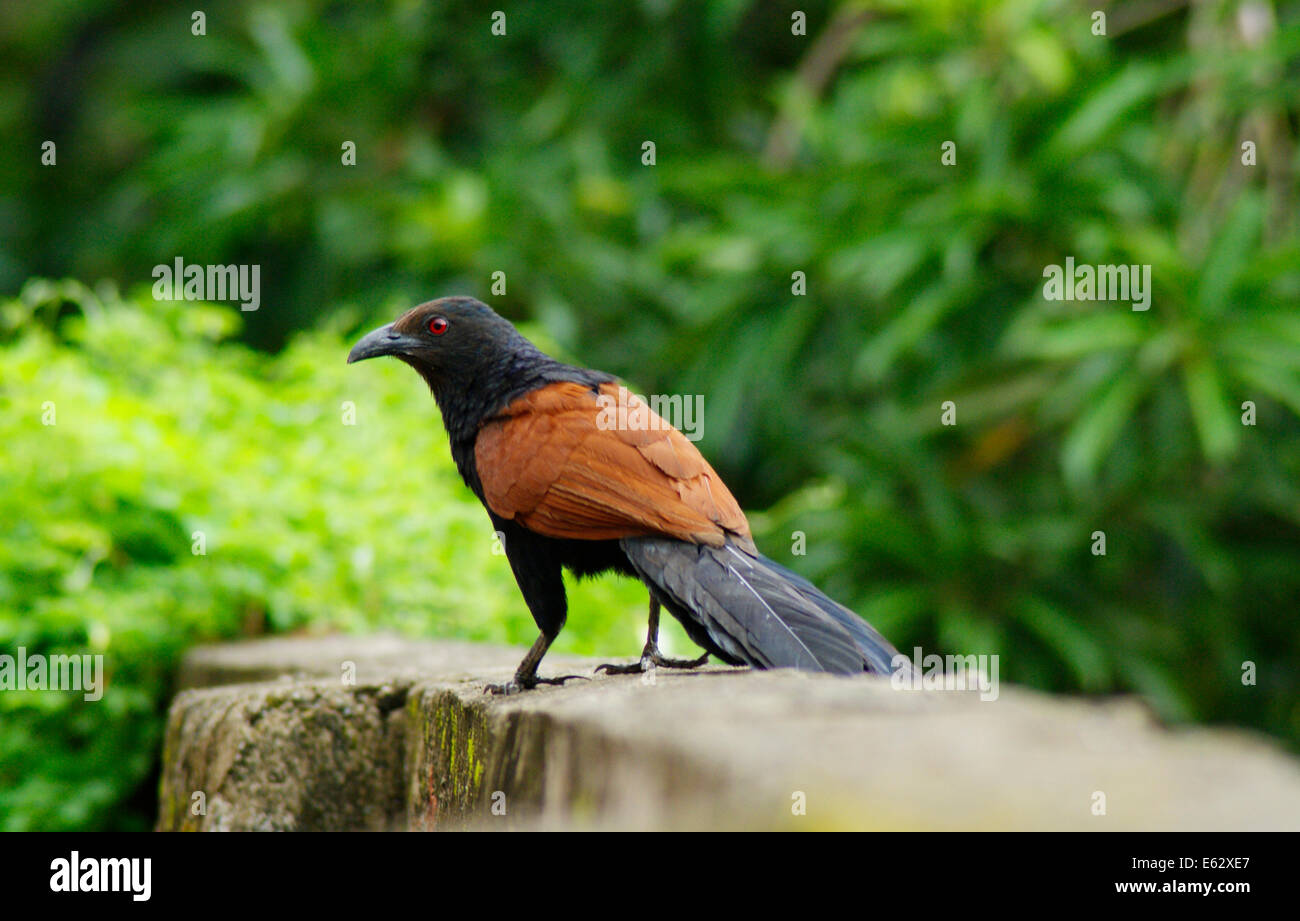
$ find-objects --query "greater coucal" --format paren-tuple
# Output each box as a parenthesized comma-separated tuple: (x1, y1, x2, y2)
(348, 296, 903, 693)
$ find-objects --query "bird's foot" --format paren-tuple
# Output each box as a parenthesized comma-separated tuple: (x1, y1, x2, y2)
(484, 673, 589, 695)
(594, 647, 709, 675)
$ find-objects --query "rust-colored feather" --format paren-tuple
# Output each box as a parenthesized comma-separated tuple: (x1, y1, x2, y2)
(475, 382, 752, 549)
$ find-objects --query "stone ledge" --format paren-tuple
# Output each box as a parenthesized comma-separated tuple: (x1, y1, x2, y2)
(157, 634, 1300, 831)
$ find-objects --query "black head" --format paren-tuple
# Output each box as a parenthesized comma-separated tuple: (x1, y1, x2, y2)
(349, 294, 616, 486)
(348, 295, 585, 450)
(347, 296, 537, 391)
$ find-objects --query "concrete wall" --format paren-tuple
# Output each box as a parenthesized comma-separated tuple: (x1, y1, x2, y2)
(156, 634, 1300, 830)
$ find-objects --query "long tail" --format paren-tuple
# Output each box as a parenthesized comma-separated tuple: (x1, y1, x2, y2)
(620, 536, 902, 676)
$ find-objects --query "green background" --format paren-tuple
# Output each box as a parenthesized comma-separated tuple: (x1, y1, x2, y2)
(1, 0, 1298, 830)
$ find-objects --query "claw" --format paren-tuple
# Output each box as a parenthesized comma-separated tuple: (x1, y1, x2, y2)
(534, 674, 590, 687)
(655, 652, 711, 670)
(484, 673, 589, 695)
(594, 660, 647, 676)
(595, 648, 709, 675)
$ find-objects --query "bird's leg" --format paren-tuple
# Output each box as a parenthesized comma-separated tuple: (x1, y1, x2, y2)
(485, 631, 589, 695)
(595, 598, 710, 675)
(636, 598, 710, 669)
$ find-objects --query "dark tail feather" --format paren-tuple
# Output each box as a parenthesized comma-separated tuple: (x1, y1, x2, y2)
(755, 556, 903, 675)
(620, 536, 902, 676)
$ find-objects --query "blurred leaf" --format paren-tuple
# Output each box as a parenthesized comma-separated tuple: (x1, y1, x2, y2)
(1182, 354, 1239, 464)
(1061, 373, 1144, 490)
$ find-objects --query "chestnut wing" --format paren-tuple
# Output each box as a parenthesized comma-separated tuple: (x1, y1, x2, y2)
(474, 382, 751, 548)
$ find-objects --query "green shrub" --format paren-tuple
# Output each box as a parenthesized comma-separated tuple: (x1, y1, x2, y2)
(0, 281, 649, 830)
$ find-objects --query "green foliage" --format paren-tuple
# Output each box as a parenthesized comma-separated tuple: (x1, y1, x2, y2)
(0, 282, 648, 830)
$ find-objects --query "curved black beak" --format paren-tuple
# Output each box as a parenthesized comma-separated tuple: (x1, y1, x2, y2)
(347, 324, 421, 364)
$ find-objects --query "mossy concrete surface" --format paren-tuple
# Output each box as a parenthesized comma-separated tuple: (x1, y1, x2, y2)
(157, 634, 1300, 831)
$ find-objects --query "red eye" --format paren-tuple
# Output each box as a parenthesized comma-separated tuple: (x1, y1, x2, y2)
(428, 316, 448, 335)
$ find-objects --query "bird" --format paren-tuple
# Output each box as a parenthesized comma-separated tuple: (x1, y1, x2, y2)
(348, 296, 905, 693)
